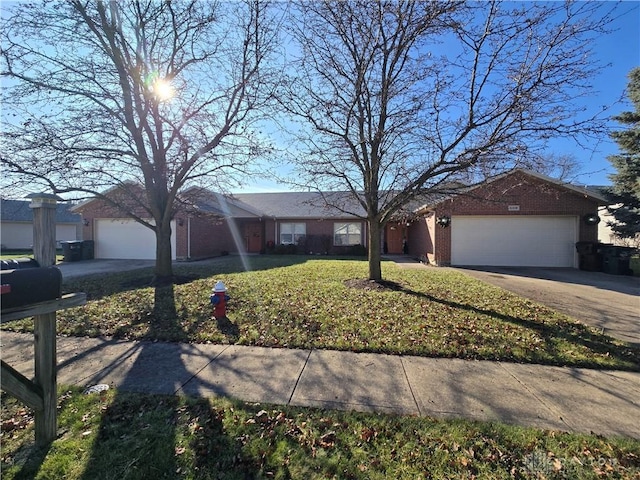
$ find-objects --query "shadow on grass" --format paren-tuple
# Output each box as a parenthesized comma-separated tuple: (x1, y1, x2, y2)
(216, 316, 240, 343)
(61, 255, 319, 302)
(74, 284, 261, 479)
(399, 285, 640, 371)
(6, 442, 51, 479)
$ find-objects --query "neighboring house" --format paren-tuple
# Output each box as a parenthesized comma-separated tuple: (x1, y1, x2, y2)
(72, 169, 607, 268)
(596, 204, 640, 248)
(0, 198, 82, 249)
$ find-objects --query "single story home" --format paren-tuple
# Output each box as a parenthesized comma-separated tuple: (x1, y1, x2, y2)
(0, 198, 82, 249)
(73, 188, 372, 260)
(72, 169, 607, 268)
(408, 170, 606, 267)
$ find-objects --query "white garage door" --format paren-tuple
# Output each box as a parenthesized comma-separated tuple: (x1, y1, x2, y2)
(95, 219, 176, 260)
(451, 216, 577, 267)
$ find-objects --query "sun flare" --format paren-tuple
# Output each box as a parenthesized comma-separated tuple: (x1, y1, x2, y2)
(152, 78, 174, 101)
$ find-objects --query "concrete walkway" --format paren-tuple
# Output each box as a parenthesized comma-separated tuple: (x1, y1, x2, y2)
(1, 331, 639, 439)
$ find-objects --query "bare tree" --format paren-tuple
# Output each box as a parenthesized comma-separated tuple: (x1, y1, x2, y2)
(280, 0, 615, 281)
(1, 0, 279, 282)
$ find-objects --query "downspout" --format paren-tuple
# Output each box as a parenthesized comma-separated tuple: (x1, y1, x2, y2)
(274, 217, 277, 244)
(187, 216, 191, 260)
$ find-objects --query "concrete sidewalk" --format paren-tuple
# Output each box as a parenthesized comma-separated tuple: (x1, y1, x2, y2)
(2, 331, 639, 439)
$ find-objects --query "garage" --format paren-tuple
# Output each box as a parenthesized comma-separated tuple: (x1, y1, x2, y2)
(94, 219, 176, 260)
(451, 216, 577, 267)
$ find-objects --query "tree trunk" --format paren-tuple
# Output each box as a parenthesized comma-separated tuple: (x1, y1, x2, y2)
(155, 220, 173, 283)
(368, 220, 383, 281)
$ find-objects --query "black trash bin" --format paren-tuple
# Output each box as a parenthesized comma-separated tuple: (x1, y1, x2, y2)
(82, 240, 94, 260)
(575, 241, 598, 255)
(62, 241, 83, 262)
(575, 241, 602, 271)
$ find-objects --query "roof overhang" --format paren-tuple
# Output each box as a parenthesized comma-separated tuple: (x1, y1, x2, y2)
(413, 169, 609, 214)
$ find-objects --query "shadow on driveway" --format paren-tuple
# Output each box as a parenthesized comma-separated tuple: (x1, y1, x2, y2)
(460, 267, 639, 296)
(453, 267, 639, 346)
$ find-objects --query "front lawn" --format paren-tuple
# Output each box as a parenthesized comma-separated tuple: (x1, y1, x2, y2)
(2, 387, 639, 479)
(3, 256, 638, 370)
(0, 250, 64, 263)
(3, 256, 640, 478)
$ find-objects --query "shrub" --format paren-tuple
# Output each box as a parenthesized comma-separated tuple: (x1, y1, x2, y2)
(348, 244, 367, 256)
(273, 244, 297, 255)
(630, 256, 640, 276)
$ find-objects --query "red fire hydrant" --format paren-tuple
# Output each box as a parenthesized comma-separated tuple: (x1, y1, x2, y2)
(210, 280, 230, 319)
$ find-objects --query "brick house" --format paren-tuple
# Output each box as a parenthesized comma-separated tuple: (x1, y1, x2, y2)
(407, 169, 606, 267)
(73, 169, 607, 267)
(74, 188, 371, 260)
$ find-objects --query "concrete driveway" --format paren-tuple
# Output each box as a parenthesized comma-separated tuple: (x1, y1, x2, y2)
(454, 267, 640, 345)
(56, 259, 155, 279)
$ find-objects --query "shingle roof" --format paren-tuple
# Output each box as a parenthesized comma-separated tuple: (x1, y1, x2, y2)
(230, 191, 367, 218)
(69, 169, 608, 222)
(1, 198, 81, 223)
(412, 169, 610, 212)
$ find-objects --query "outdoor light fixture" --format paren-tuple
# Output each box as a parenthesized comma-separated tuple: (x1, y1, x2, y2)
(583, 213, 600, 226)
(83, 219, 90, 226)
(436, 215, 451, 228)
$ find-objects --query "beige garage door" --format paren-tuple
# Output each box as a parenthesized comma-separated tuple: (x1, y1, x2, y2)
(451, 216, 577, 267)
(95, 219, 176, 260)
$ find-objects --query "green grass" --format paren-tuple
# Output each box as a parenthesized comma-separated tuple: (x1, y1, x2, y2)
(2, 256, 639, 477)
(0, 249, 64, 263)
(2, 387, 639, 480)
(4, 256, 640, 370)
(3, 256, 638, 370)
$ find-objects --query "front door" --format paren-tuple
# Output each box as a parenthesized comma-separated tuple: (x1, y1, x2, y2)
(245, 223, 263, 253)
(385, 223, 405, 254)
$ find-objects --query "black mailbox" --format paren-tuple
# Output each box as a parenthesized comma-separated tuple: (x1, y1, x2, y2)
(0, 258, 40, 270)
(0, 266, 63, 311)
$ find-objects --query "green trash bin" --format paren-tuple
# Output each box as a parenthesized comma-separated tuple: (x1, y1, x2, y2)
(601, 246, 635, 275)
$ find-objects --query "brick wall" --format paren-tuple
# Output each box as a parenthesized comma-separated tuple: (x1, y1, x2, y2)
(179, 216, 237, 260)
(406, 215, 432, 262)
(75, 191, 151, 244)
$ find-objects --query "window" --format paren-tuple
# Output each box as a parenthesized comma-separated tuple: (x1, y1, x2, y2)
(280, 222, 306, 245)
(334, 222, 362, 246)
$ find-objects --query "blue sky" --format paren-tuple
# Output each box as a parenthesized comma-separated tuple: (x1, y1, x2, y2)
(1, 2, 637, 195)
(235, 2, 640, 193)
(563, 1, 639, 187)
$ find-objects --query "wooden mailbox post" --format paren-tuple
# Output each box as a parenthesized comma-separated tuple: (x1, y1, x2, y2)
(0, 193, 86, 446)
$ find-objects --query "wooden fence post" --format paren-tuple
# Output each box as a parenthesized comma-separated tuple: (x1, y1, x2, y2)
(28, 192, 61, 446)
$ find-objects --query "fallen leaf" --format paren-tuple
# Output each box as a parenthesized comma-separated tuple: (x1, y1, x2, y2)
(319, 431, 336, 448)
(360, 427, 377, 442)
(553, 458, 563, 471)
